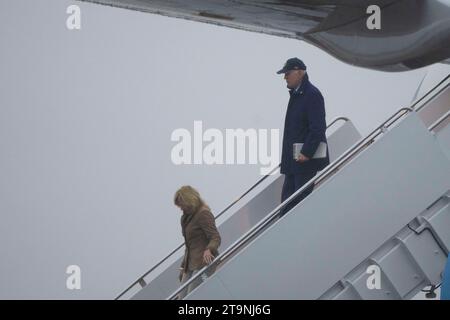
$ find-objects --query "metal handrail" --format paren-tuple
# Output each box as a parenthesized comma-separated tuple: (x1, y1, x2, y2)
(413, 73, 450, 112)
(115, 116, 350, 299)
(328, 116, 349, 126)
(166, 106, 413, 300)
(167, 74, 450, 299)
(429, 110, 450, 131)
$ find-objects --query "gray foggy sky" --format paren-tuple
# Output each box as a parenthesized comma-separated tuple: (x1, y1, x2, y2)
(0, 0, 449, 299)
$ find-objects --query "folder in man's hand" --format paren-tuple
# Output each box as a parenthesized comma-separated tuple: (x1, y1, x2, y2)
(295, 142, 327, 159)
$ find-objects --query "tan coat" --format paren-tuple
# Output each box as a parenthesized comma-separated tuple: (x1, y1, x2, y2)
(180, 207, 221, 273)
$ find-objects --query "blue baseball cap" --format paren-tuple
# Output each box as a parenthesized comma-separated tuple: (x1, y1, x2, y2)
(276, 57, 307, 74)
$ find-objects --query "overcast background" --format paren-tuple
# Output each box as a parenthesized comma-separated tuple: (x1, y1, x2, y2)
(1, 0, 449, 299)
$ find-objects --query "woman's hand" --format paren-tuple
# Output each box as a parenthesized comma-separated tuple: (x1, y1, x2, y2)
(178, 268, 185, 282)
(203, 249, 214, 265)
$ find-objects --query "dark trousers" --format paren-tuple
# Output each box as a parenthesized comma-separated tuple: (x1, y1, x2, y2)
(280, 171, 317, 216)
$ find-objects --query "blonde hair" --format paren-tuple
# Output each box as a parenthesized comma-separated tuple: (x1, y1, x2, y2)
(174, 185, 210, 213)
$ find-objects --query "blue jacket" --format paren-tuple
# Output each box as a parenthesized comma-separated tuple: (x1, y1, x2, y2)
(281, 73, 330, 174)
(442, 255, 450, 300)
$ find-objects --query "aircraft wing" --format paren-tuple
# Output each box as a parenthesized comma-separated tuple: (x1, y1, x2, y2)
(77, 0, 450, 71)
